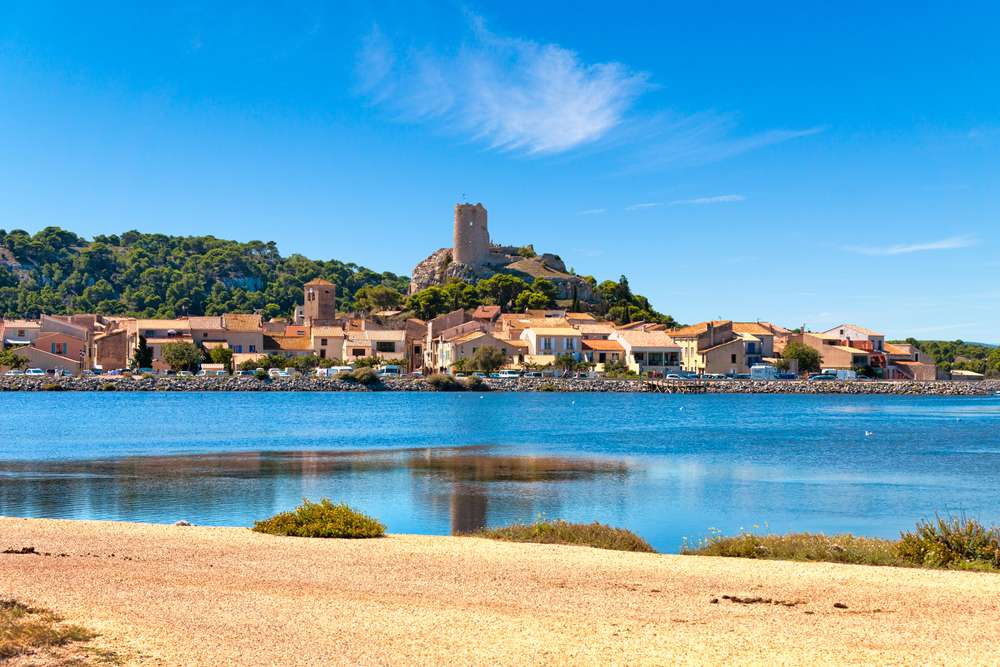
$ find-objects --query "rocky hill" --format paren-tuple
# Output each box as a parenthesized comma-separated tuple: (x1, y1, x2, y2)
(409, 244, 596, 304)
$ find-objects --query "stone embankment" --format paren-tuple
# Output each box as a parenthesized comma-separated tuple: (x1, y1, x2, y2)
(1, 375, 998, 395)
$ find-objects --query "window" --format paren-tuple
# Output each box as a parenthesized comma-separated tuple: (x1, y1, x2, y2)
(598, 352, 606, 363)
(203, 332, 208, 337)
(320, 349, 326, 359)
(648, 352, 664, 366)
(307, 289, 315, 302)
(248, 345, 256, 353)
(634, 352, 645, 361)
(565, 337, 576, 351)
(611, 353, 619, 362)
(731, 353, 737, 363)
(320, 338, 328, 346)
(352, 348, 365, 357)
(376, 341, 395, 353)
(414, 346, 422, 356)
(233, 345, 242, 353)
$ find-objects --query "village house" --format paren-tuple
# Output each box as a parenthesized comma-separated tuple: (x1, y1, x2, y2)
(780, 332, 871, 371)
(439, 330, 524, 370)
(821, 323, 887, 372)
(668, 321, 748, 375)
(884, 342, 938, 380)
(310, 326, 346, 362)
(609, 329, 681, 375)
(581, 338, 625, 371)
(519, 324, 583, 366)
(1, 319, 41, 346)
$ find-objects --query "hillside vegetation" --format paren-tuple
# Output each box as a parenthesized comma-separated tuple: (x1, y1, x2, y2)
(899, 338, 1000, 376)
(0, 227, 677, 326)
(0, 227, 408, 319)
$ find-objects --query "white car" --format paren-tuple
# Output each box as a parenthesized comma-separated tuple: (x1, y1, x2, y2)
(25, 368, 45, 377)
(4, 369, 24, 376)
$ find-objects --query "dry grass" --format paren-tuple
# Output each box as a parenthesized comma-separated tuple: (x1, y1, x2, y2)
(0, 598, 95, 661)
(684, 516, 1000, 572)
(473, 520, 655, 553)
(253, 499, 385, 538)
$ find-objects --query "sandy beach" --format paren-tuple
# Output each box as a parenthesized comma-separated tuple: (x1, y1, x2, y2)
(2, 517, 999, 665)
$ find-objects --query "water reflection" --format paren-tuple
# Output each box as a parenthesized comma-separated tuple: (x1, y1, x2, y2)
(0, 447, 632, 536)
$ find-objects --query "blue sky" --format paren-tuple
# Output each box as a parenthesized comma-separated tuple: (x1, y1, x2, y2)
(1, 2, 998, 341)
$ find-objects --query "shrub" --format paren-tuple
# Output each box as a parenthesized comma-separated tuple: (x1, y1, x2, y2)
(538, 382, 556, 392)
(683, 516, 1000, 571)
(41, 382, 63, 391)
(897, 516, 1000, 570)
(100, 382, 117, 391)
(427, 373, 460, 391)
(459, 375, 487, 391)
(351, 367, 379, 385)
(473, 520, 655, 553)
(682, 530, 900, 566)
(252, 499, 385, 538)
(254, 369, 269, 381)
(334, 370, 355, 382)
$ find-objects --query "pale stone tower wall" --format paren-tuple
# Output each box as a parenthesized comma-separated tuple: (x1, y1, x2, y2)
(453, 203, 490, 267)
(303, 279, 336, 326)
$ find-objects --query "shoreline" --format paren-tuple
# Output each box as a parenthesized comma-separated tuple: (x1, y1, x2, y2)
(2, 375, 999, 395)
(2, 516, 999, 665)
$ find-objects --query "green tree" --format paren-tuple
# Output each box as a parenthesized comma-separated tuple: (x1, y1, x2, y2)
(162, 342, 202, 372)
(0, 347, 27, 370)
(781, 341, 822, 374)
(353, 284, 404, 313)
(476, 274, 530, 312)
(554, 353, 579, 372)
(208, 347, 234, 373)
(405, 286, 450, 320)
(471, 346, 506, 373)
(131, 335, 153, 369)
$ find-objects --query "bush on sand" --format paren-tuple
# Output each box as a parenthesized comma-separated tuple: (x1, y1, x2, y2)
(253, 499, 385, 538)
(473, 520, 655, 553)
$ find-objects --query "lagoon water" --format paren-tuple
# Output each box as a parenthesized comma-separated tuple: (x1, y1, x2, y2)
(1, 392, 999, 552)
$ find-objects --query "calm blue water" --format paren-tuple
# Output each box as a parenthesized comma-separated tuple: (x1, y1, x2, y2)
(1, 392, 999, 552)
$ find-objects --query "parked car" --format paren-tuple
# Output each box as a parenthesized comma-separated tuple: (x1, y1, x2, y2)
(808, 373, 837, 382)
(472, 372, 487, 378)
(664, 373, 686, 380)
(177, 370, 194, 377)
(524, 371, 543, 378)
(238, 369, 258, 377)
(4, 369, 24, 376)
(497, 370, 522, 379)
(702, 373, 727, 380)
(25, 368, 45, 377)
(377, 365, 401, 377)
(775, 372, 798, 380)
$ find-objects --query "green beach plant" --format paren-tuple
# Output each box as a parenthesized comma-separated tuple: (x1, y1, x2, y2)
(252, 499, 385, 539)
(426, 373, 460, 391)
(684, 516, 1000, 571)
(473, 520, 655, 553)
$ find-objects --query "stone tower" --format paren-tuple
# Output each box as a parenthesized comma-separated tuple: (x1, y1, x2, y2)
(453, 203, 490, 268)
(303, 278, 336, 326)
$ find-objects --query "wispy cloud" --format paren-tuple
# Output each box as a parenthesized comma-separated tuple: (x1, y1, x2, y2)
(625, 202, 663, 211)
(356, 21, 648, 155)
(844, 235, 978, 256)
(670, 194, 745, 206)
(577, 208, 606, 215)
(355, 17, 823, 163)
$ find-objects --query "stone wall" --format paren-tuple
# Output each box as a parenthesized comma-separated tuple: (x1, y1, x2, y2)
(3, 375, 997, 396)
